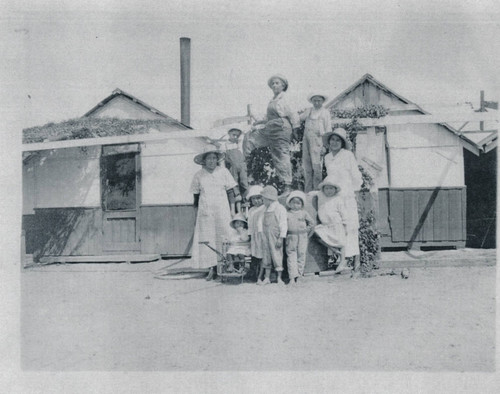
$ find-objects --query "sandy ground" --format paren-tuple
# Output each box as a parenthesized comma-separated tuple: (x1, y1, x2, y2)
(21, 250, 496, 372)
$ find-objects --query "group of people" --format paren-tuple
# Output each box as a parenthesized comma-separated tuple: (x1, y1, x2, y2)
(189, 74, 363, 283)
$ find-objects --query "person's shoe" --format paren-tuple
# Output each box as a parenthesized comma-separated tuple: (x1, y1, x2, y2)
(276, 278, 285, 286)
(258, 278, 270, 285)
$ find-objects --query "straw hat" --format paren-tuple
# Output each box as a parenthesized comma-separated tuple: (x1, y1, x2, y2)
(286, 190, 307, 208)
(246, 185, 264, 199)
(228, 128, 243, 137)
(318, 176, 342, 194)
(307, 93, 329, 103)
(193, 144, 225, 165)
(267, 74, 289, 91)
(260, 185, 279, 201)
(230, 213, 248, 229)
(322, 127, 351, 150)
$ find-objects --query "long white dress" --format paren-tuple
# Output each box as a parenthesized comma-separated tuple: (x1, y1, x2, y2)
(324, 149, 363, 257)
(314, 192, 347, 248)
(189, 166, 237, 269)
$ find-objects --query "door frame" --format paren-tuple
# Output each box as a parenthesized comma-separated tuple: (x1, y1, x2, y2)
(101, 144, 141, 252)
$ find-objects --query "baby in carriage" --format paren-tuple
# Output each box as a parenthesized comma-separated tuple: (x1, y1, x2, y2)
(226, 213, 251, 273)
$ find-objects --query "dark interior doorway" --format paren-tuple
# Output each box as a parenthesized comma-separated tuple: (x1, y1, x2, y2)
(464, 148, 497, 248)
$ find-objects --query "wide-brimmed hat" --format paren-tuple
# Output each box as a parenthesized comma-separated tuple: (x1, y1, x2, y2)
(193, 144, 225, 165)
(322, 127, 351, 150)
(267, 74, 289, 91)
(318, 176, 342, 194)
(307, 93, 329, 103)
(286, 190, 307, 208)
(261, 185, 279, 201)
(227, 128, 243, 137)
(230, 213, 248, 229)
(246, 185, 264, 199)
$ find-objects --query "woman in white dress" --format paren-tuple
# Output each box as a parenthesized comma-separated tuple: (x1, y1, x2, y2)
(322, 128, 363, 271)
(189, 145, 240, 280)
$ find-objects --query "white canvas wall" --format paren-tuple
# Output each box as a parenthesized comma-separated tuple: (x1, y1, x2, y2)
(141, 138, 207, 205)
(387, 124, 464, 188)
(32, 147, 101, 208)
(355, 128, 389, 188)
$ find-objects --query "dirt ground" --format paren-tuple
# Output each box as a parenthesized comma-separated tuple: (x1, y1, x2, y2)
(21, 250, 496, 372)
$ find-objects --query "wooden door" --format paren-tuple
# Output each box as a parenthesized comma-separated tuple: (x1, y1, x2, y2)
(101, 145, 141, 252)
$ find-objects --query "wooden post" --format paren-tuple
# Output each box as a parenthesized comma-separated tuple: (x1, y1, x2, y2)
(247, 104, 253, 125)
(480, 90, 485, 131)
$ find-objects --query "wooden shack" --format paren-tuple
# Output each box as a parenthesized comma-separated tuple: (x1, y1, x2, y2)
(22, 89, 208, 262)
(325, 74, 481, 250)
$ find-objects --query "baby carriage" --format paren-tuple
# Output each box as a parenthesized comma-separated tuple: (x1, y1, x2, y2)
(199, 240, 252, 283)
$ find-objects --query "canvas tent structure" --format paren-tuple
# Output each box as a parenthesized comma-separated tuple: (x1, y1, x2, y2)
(22, 89, 216, 263)
(325, 74, 495, 250)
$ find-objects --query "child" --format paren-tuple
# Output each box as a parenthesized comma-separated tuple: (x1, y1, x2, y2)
(246, 185, 266, 282)
(226, 213, 251, 273)
(313, 176, 348, 271)
(300, 93, 332, 193)
(285, 190, 315, 284)
(258, 185, 287, 285)
(221, 128, 248, 209)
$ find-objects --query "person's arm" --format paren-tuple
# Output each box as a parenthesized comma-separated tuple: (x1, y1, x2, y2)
(348, 152, 363, 191)
(278, 205, 288, 239)
(277, 94, 300, 130)
(323, 108, 332, 136)
(193, 193, 200, 208)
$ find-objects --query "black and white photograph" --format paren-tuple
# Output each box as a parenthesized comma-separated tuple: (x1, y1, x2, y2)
(1, 0, 498, 392)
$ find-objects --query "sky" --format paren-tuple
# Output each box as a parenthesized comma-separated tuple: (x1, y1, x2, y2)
(2, 0, 499, 132)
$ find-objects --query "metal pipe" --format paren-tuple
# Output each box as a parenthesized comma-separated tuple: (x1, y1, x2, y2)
(180, 37, 191, 126)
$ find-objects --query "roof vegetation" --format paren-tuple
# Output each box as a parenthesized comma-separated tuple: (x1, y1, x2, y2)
(23, 117, 187, 144)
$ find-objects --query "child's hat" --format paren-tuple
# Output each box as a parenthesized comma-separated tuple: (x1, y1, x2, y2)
(318, 176, 342, 194)
(260, 185, 279, 201)
(228, 128, 243, 137)
(246, 185, 264, 199)
(193, 144, 225, 165)
(267, 74, 289, 91)
(286, 190, 307, 208)
(307, 92, 329, 103)
(230, 213, 248, 229)
(322, 127, 351, 150)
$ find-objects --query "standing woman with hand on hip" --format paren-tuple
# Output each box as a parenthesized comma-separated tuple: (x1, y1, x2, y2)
(322, 128, 363, 274)
(189, 144, 241, 280)
(243, 74, 301, 197)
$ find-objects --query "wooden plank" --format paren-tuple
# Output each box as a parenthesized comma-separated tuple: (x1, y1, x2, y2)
(39, 254, 160, 264)
(33, 208, 102, 257)
(448, 189, 463, 241)
(419, 190, 434, 242)
(389, 190, 405, 242)
(140, 205, 196, 255)
(377, 189, 391, 237)
(22, 112, 498, 152)
(432, 190, 448, 241)
(461, 188, 467, 241)
(403, 190, 420, 242)
(333, 111, 499, 127)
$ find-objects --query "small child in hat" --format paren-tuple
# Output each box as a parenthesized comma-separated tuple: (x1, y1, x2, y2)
(221, 128, 249, 210)
(258, 185, 288, 285)
(313, 175, 348, 271)
(285, 190, 315, 284)
(226, 213, 250, 273)
(246, 185, 266, 282)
